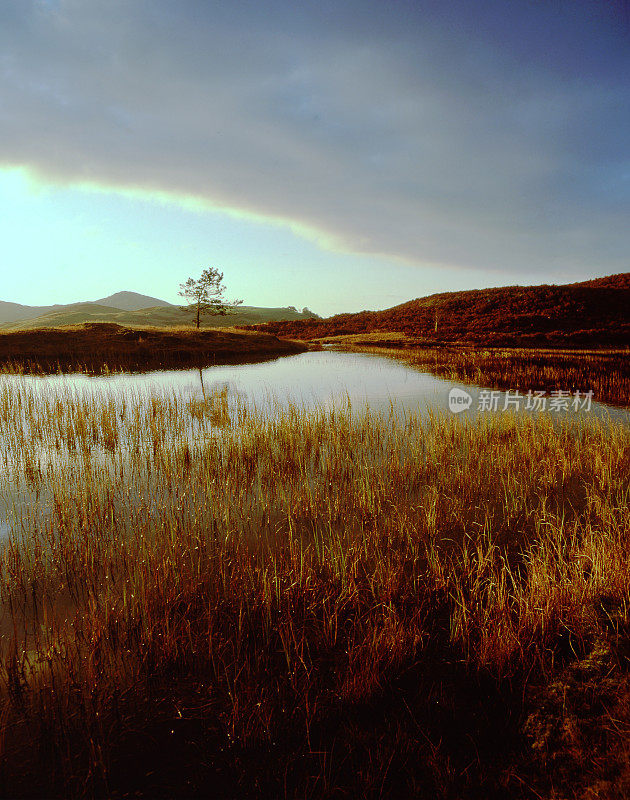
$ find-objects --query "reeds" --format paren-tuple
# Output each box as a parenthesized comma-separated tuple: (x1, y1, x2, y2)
(343, 342, 630, 407)
(0, 380, 628, 797)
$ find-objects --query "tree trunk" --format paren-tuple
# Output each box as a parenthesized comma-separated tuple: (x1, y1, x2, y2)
(196, 304, 200, 329)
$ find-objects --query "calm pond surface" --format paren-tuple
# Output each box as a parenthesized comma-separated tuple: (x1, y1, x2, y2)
(0, 350, 627, 540)
(12, 349, 630, 423)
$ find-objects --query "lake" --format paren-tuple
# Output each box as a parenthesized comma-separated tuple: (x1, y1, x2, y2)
(0, 349, 628, 542)
(8, 349, 629, 423)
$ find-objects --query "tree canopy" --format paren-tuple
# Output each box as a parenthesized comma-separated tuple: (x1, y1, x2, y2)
(178, 268, 242, 328)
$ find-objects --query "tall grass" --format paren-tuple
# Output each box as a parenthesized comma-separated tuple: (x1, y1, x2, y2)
(339, 341, 630, 407)
(0, 380, 628, 797)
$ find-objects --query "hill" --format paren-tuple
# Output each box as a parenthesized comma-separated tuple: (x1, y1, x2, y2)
(93, 291, 174, 310)
(244, 273, 630, 346)
(0, 293, 319, 330)
(0, 300, 62, 325)
(577, 273, 630, 290)
(0, 292, 171, 325)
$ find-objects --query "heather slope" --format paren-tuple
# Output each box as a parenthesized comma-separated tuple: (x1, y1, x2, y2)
(245, 273, 630, 346)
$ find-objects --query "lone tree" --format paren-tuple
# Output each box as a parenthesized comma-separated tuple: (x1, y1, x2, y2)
(179, 267, 242, 329)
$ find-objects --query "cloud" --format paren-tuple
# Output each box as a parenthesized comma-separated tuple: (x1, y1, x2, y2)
(0, 0, 628, 276)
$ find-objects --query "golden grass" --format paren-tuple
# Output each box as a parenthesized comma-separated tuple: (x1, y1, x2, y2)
(0, 381, 628, 797)
(0, 322, 309, 375)
(326, 337, 630, 407)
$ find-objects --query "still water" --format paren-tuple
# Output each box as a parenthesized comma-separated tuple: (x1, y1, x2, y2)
(13, 350, 630, 423)
(1, 350, 627, 540)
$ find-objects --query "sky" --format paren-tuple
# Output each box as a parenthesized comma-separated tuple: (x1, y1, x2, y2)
(0, 0, 628, 315)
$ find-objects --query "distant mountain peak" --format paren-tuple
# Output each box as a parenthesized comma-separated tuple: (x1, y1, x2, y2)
(94, 291, 174, 311)
(0, 294, 318, 330)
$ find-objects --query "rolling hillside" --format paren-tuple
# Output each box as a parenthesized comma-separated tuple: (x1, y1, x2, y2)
(244, 273, 630, 346)
(0, 300, 62, 325)
(0, 292, 318, 330)
(0, 291, 171, 326)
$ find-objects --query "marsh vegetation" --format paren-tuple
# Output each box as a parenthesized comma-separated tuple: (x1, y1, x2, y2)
(326, 335, 630, 407)
(0, 323, 308, 375)
(0, 377, 628, 798)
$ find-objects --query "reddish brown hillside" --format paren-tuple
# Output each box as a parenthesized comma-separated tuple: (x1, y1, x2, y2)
(244, 273, 630, 346)
(575, 272, 630, 290)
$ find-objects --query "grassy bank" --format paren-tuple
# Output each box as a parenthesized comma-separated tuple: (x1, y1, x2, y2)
(0, 322, 309, 374)
(0, 382, 629, 797)
(323, 333, 630, 407)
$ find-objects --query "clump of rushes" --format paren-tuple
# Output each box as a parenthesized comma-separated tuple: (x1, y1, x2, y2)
(0, 379, 628, 798)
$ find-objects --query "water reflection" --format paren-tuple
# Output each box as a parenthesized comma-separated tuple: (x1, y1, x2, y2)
(8, 350, 628, 423)
(0, 350, 628, 541)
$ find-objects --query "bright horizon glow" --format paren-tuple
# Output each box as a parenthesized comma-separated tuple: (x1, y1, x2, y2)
(0, 168, 550, 316)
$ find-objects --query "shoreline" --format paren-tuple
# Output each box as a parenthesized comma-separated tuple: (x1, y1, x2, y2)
(0, 322, 311, 374)
(309, 333, 630, 407)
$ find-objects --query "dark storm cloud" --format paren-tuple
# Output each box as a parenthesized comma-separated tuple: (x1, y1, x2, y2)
(1, 0, 628, 275)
